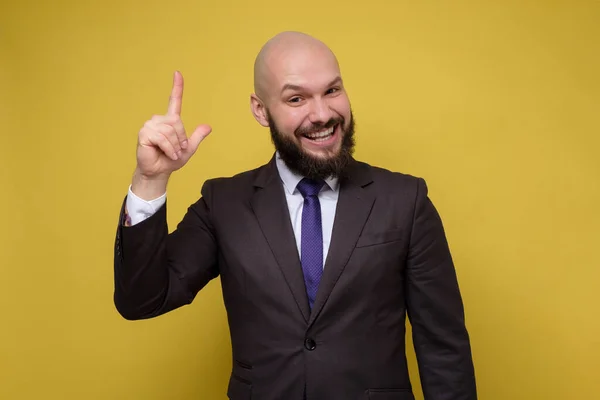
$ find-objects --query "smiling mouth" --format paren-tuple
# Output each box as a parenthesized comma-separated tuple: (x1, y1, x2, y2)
(302, 124, 337, 142)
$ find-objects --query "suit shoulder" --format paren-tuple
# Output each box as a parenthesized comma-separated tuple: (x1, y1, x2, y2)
(205, 168, 258, 186)
(357, 160, 424, 190)
(201, 163, 265, 196)
(356, 161, 431, 210)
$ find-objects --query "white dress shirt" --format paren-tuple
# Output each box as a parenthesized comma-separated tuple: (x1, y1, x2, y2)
(125, 153, 340, 267)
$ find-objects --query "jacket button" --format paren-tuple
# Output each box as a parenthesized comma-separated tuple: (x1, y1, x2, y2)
(304, 338, 316, 351)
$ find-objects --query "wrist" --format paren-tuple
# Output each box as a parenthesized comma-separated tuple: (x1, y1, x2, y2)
(131, 169, 169, 201)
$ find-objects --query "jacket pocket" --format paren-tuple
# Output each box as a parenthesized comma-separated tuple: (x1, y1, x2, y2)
(356, 229, 404, 248)
(234, 359, 253, 370)
(365, 388, 414, 400)
(227, 375, 252, 400)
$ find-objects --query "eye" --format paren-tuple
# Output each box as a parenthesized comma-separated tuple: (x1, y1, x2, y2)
(288, 96, 303, 104)
(326, 87, 340, 95)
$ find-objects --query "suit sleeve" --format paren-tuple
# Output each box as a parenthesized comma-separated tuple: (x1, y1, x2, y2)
(405, 178, 477, 400)
(113, 180, 219, 320)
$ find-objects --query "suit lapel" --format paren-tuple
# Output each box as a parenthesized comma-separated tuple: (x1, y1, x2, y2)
(250, 157, 311, 323)
(308, 160, 375, 327)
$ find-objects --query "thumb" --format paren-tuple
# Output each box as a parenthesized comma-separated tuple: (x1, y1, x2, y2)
(185, 124, 212, 155)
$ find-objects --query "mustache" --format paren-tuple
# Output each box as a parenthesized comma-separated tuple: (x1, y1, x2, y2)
(295, 117, 343, 136)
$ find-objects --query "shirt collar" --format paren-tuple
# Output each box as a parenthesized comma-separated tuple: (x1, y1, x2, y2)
(275, 152, 340, 195)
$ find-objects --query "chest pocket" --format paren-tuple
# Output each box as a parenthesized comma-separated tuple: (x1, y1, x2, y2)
(355, 229, 404, 248)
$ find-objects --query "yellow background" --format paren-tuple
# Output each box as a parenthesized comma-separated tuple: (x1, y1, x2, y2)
(1, 1, 599, 399)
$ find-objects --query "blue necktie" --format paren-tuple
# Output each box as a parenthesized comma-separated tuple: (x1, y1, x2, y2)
(297, 178, 325, 310)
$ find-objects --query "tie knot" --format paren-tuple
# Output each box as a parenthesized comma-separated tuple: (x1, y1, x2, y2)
(297, 178, 325, 198)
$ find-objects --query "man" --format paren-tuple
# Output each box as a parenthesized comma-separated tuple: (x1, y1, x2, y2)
(114, 31, 477, 400)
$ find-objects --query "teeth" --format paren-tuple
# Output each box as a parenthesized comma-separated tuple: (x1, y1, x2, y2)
(306, 126, 334, 139)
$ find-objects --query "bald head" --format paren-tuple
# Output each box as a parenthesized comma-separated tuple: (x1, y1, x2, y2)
(253, 31, 341, 101)
(249, 31, 353, 176)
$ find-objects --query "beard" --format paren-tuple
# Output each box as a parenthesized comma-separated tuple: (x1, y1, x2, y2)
(267, 110, 356, 181)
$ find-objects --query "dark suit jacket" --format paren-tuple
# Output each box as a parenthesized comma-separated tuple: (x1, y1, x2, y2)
(114, 156, 477, 400)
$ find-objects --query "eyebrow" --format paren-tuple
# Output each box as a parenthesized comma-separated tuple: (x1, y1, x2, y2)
(281, 76, 343, 94)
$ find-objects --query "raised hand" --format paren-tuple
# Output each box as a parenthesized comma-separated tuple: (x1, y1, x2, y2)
(132, 71, 212, 199)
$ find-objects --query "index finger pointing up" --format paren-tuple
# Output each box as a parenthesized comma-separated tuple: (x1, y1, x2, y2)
(167, 71, 184, 116)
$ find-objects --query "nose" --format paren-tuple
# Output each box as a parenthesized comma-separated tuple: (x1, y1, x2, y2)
(308, 98, 334, 125)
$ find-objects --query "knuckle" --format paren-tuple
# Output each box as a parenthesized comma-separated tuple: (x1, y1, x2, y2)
(157, 125, 171, 135)
(156, 133, 168, 144)
(160, 141, 173, 152)
(165, 129, 177, 140)
(139, 127, 152, 139)
(165, 133, 177, 146)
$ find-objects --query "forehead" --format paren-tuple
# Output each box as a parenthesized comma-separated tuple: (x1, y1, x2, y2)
(266, 45, 341, 92)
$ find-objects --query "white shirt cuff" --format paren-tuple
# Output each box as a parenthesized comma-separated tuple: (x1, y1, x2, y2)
(126, 185, 166, 226)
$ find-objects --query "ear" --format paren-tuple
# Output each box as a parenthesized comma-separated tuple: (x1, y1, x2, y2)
(250, 94, 269, 127)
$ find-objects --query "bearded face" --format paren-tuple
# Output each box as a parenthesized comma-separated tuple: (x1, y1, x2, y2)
(267, 110, 355, 180)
